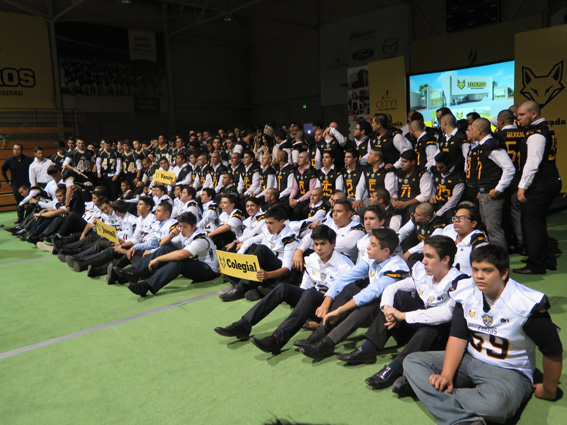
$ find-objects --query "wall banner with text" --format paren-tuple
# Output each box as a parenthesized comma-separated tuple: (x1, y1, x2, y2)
(0, 11, 55, 109)
(368, 56, 407, 128)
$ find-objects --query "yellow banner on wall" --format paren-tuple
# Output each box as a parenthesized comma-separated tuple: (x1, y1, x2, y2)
(0, 11, 54, 109)
(95, 220, 119, 243)
(153, 169, 176, 185)
(368, 56, 407, 128)
(515, 25, 567, 181)
(217, 250, 261, 282)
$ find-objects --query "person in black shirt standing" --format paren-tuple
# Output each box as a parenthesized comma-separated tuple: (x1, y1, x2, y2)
(513, 101, 562, 274)
(2, 144, 33, 223)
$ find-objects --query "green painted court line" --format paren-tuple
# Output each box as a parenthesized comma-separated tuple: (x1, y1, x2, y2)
(0, 288, 226, 360)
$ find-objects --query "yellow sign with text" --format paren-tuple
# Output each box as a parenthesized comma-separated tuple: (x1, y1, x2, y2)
(95, 219, 119, 243)
(216, 250, 261, 282)
(515, 25, 567, 181)
(153, 169, 176, 185)
(0, 11, 54, 108)
(368, 56, 407, 128)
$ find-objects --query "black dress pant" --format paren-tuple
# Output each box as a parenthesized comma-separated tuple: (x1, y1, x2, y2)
(521, 177, 562, 272)
(365, 291, 450, 364)
(243, 284, 325, 346)
(234, 244, 300, 291)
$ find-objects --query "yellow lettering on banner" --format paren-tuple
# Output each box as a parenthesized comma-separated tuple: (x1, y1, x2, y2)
(95, 220, 119, 243)
(153, 169, 176, 185)
(216, 250, 261, 282)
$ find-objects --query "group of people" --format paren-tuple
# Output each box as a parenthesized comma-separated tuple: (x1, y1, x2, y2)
(2, 99, 563, 425)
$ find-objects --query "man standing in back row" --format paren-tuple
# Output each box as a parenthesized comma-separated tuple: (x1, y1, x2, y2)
(513, 100, 562, 275)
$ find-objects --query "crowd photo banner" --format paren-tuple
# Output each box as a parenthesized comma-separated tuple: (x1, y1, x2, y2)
(217, 250, 261, 282)
(515, 25, 567, 181)
(0, 11, 55, 109)
(95, 220, 119, 244)
(368, 56, 407, 128)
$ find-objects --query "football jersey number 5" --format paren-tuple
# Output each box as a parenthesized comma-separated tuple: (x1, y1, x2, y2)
(470, 332, 510, 360)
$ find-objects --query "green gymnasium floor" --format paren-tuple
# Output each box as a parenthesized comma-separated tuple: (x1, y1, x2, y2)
(1, 211, 566, 425)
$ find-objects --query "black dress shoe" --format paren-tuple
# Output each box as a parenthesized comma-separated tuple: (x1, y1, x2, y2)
(65, 256, 87, 272)
(512, 266, 545, 275)
(87, 264, 107, 278)
(293, 328, 327, 347)
(219, 287, 246, 302)
(365, 365, 402, 389)
(125, 280, 151, 297)
(336, 347, 377, 364)
(106, 263, 121, 285)
(299, 336, 335, 359)
(392, 376, 416, 398)
(214, 320, 251, 340)
(114, 266, 139, 283)
(244, 288, 261, 301)
(250, 336, 281, 355)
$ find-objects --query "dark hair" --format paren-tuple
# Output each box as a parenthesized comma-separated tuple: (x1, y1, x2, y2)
(436, 107, 452, 116)
(122, 139, 131, 147)
(358, 119, 372, 135)
(157, 200, 172, 215)
(221, 192, 238, 206)
(410, 111, 424, 121)
(47, 164, 60, 175)
(120, 179, 130, 187)
(18, 184, 30, 191)
(202, 188, 216, 199)
(177, 212, 197, 226)
(159, 157, 169, 163)
(370, 228, 399, 253)
(138, 196, 155, 209)
(373, 113, 389, 128)
(424, 235, 458, 266)
(55, 185, 66, 195)
(96, 197, 110, 208)
(265, 204, 288, 221)
(92, 186, 110, 199)
(362, 204, 386, 221)
(373, 188, 391, 204)
(333, 199, 353, 213)
(181, 186, 196, 198)
(455, 203, 481, 225)
(400, 149, 418, 162)
(275, 128, 287, 141)
(34, 146, 44, 153)
(110, 200, 130, 214)
(435, 151, 453, 166)
(55, 140, 66, 149)
(467, 112, 481, 121)
(245, 196, 261, 207)
(176, 152, 187, 161)
(311, 224, 337, 244)
(344, 148, 359, 159)
(470, 244, 510, 282)
(154, 184, 166, 194)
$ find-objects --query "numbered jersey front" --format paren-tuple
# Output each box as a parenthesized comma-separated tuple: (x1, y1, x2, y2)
(450, 278, 546, 380)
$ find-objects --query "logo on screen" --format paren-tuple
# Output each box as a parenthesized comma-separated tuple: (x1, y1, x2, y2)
(457, 80, 466, 90)
(520, 61, 564, 108)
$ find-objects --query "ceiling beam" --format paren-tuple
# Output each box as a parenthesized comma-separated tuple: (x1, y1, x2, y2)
(1, 0, 49, 18)
(169, 0, 269, 36)
(52, 0, 88, 21)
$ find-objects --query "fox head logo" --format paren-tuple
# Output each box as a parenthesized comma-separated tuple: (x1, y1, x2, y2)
(457, 79, 466, 90)
(520, 61, 565, 108)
